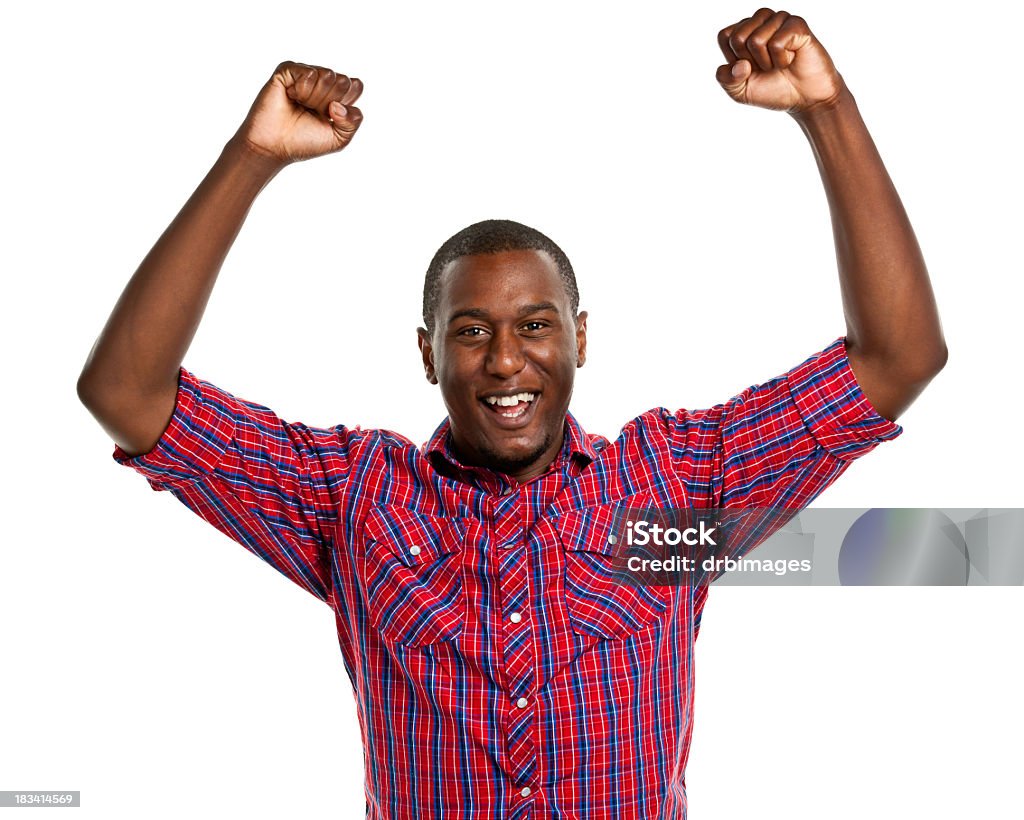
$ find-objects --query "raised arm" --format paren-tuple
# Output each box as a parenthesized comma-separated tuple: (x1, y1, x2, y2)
(715, 9, 947, 421)
(77, 63, 364, 455)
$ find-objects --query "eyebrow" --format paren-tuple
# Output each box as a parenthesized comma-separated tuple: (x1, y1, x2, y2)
(446, 302, 560, 326)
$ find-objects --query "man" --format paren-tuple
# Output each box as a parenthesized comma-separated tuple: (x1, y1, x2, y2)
(77, 8, 945, 818)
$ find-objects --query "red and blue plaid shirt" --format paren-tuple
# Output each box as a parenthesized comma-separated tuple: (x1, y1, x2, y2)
(114, 337, 901, 819)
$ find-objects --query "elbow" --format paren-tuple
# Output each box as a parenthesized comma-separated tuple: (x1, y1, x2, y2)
(913, 341, 948, 383)
(76, 369, 100, 412)
(77, 366, 118, 418)
(77, 342, 109, 412)
(894, 343, 948, 400)
(850, 336, 948, 384)
(874, 327, 949, 378)
(894, 343, 948, 390)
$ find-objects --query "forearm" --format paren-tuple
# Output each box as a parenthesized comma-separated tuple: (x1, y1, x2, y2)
(792, 85, 946, 375)
(77, 137, 283, 454)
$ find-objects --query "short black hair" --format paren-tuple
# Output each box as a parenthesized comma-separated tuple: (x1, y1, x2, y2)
(422, 219, 579, 333)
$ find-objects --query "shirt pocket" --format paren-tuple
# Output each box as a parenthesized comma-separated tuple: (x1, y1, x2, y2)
(554, 495, 672, 640)
(361, 505, 470, 647)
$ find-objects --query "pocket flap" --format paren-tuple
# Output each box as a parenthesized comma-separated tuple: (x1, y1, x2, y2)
(364, 505, 468, 567)
(555, 493, 662, 557)
(553, 493, 672, 640)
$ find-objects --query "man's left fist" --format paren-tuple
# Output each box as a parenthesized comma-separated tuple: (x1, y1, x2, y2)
(716, 9, 843, 113)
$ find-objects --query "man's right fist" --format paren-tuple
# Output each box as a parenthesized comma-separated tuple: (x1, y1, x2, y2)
(234, 61, 364, 164)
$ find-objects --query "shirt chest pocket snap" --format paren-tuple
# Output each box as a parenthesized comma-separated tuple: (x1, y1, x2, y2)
(554, 497, 672, 640)
(361, 505, 470, 647)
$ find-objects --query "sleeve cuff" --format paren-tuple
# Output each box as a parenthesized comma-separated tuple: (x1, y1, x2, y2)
(786, 337, 903, 460)
(112, 368, 237, 488)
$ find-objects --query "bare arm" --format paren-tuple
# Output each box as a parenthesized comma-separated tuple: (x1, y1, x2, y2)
(77, 63, 364, 455)
(791, 88, 945, 420)
(716, 8, 947, 421)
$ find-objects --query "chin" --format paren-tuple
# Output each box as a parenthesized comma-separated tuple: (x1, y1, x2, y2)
(480, 437, 551, 476)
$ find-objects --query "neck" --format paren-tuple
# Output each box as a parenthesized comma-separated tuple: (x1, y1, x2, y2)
(448, 429, 565, 485)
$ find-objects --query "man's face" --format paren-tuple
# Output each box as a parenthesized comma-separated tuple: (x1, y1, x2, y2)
(417, 249, 587, 484)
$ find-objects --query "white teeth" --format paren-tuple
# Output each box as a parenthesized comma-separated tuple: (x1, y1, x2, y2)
(498, 404, 528, 418)
(484, 392, 536, 406)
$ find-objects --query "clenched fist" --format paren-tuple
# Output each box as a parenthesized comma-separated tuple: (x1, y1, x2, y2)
(716, 9, 843, 113)
(234, 61, 364, 164)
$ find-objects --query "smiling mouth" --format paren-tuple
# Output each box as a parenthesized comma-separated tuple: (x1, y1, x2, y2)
(480, 392, 538, 423)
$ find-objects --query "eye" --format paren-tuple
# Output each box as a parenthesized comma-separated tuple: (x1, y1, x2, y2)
(457, 326, 487, 338)
(522, 321, 548, 332)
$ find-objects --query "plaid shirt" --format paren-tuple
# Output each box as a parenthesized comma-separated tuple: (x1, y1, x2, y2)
(114, 337, 901, 819)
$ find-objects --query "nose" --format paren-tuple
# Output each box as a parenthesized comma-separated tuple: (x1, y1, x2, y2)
(485, 326, 526, 379)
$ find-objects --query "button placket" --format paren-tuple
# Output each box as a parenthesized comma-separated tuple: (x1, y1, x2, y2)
(494, 519, 538, 802)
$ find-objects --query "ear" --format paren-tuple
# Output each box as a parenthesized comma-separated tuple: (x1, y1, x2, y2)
(575, 310, 588, 368)
(416, 327, 438, 384)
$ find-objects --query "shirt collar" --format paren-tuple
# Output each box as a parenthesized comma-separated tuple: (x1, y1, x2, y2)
(423, 411, 598, 479)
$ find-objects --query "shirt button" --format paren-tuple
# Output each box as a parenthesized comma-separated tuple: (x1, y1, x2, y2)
(509, 612, 523, 624)
(520, 786, 532, 798)
(516, 697, 529, 709)
(607, 534, 618, 545)
(409, 545, 421, 556)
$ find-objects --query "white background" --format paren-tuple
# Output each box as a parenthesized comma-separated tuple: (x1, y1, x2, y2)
(3, 1, 1022, 817)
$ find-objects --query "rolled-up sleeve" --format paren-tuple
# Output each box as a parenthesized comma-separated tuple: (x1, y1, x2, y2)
(663, 337, 902, 509)
(114, 367, 361, 605)
(785, 337, 902, 459)
(113, 369, 237, 484)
